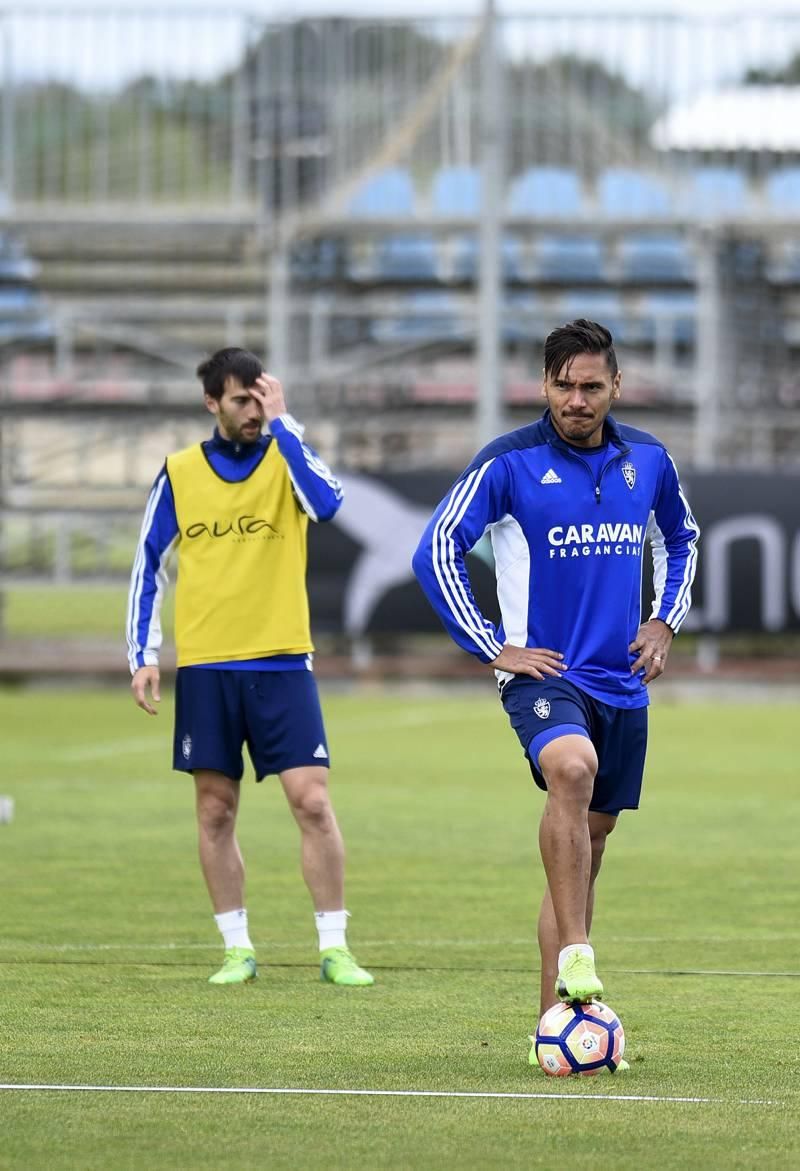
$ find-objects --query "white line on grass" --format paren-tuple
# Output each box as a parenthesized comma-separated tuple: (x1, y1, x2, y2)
(0, 1083, 779, 1106)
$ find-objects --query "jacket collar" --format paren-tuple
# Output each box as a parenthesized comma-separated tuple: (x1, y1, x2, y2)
(206, 427, 269, 460)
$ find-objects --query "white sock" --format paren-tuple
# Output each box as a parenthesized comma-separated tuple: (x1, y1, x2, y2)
(558, 943, 594, 971)
(214, 908, 253, 952)
(315, 909, 349, 951)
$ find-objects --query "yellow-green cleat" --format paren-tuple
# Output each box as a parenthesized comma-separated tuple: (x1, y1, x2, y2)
(555, 950, 603, 1004)
(208, 947, 257, 985)
(320, 946, 374, 987)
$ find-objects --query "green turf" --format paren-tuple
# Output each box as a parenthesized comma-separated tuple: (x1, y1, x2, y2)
(1, 689, 798, 1169)
(2, 584, 172, 639)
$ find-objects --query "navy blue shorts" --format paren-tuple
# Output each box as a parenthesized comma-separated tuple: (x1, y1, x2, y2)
(499, 676, 648, 815)
(173, 667, 329, 782)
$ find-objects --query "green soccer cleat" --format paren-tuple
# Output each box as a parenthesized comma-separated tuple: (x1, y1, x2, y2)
(613, 1058, 630, 1073)
(555, 950, 603, 1004)
(319, 946, 374, 987)
(208, 947, 257, 985)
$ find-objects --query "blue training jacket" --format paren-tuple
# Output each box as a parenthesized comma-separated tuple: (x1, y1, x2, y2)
(412, 410, 699, 708)
(126, 415, 343, 674)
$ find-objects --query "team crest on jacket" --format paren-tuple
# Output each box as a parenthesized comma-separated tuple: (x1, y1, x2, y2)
(533, 697, 551, 719)
(621, 460, 636, 490)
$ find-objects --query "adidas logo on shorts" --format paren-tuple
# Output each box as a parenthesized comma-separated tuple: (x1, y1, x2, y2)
(313, 743, 328, 759)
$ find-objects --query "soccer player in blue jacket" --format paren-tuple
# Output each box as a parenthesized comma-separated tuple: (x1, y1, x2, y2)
(127, 348, 372, 988)
(412, 320, 698, 1055)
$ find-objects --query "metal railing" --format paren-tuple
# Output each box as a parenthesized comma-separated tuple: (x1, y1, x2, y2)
(3, 9, 800, 211)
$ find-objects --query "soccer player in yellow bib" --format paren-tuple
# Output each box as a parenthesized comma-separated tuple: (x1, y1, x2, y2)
(127, 347, 373, 988)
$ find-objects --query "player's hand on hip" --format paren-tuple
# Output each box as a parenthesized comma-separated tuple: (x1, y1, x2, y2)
(629, 618, 674, 683)
(131, 666, 161, 716)
(491, 644, 566, 680)
(250, 372, 288, 422)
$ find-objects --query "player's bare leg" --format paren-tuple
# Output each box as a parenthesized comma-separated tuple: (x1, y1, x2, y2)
(537, 735, 604, 1002)
(280, 765, 373, 986)
(537, 810, 617, 1016)
(194, 769, 244, 911)
(195, 769, 256, 984)
(280, 765, 345, 909)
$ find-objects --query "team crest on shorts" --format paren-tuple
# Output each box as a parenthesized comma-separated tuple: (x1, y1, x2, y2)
(621, 460, 636, 490)
(182, 734, 192, 760)
(533, 697, 551, 720)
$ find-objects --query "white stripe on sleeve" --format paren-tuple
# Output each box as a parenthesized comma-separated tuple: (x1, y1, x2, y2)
(431, 462, 504, 660)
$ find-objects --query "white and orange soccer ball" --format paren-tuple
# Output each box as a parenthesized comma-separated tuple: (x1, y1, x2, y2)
(534, 1000, 625, 1076)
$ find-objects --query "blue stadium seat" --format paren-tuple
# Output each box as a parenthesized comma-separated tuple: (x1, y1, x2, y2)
(369, 291, 466, 345)
(448, 233, 523, 283)
(531, 234, 605, 283)
(431, 166, 481, 216)
(347, 167, 416, 217)
(765, 167, 800, 214)
(597, 169, 672, 218)
(558, 291, 627, 341)
(344, 233, 439, 283)
(0, 286, 41, 310)
(616, 233, 693, 283)
(765, 239, 800, 284)
(0, 234, 38, 281)
(503, 291, 542, 343)
(682, 167, 748, 216)
(373, 234, 439, 282)
(639, 291, 697, 345)
(507, 167, 583, 217)
(290, 238, 342, 282)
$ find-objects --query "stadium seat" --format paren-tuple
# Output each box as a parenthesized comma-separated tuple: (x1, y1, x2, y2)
(503, 291, 542, 343)
(558, 291, 627, 341)
(290, 237, 343, 282)
(431, 166, 481, 216)
(447, 233, 524, 283)
(531, 234, 605, 283)
(764, 239, 800, 284)
(369, 291, 466, 345)
(597, 169, 672, 218)
(507, 167, 583, 217)
(344, 232, 439, 283)
(347, 167, 416, 217)
(372, 234, 439, 282)
(0, 233, 38, 281)
(681, 167, 748, 217)
(639, 291, 697, 345)
(765, 167, 800, 214)
(616, 233, 694, 283)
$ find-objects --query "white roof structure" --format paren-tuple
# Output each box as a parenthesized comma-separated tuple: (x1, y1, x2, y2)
(651, 87, 800, 152)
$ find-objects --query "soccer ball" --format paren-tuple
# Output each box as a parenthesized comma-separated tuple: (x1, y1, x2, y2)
(534, 1000, 625, 1076)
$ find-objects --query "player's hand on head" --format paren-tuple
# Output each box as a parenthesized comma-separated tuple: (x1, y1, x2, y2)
(629, 618, 673, 683)
(249, 372, 287, 422)
(491, 644, 566, 681)
(131, 665, 161, 716)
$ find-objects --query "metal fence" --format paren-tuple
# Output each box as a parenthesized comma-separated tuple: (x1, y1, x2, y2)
(3, 8, 800, 210)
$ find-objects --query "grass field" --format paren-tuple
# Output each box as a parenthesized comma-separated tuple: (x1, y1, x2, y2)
(1, 686, 798, 1169)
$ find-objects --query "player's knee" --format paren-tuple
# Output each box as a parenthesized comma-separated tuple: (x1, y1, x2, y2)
(197, 793, 236, 837)
(546, 755, 595, 803)
(290, 778, 333, 826)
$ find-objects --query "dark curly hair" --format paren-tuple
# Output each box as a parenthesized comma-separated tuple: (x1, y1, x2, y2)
(196, 348, 263, 400)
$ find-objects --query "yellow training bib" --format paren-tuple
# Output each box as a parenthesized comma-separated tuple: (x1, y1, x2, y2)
(167, 442, 313, 666)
